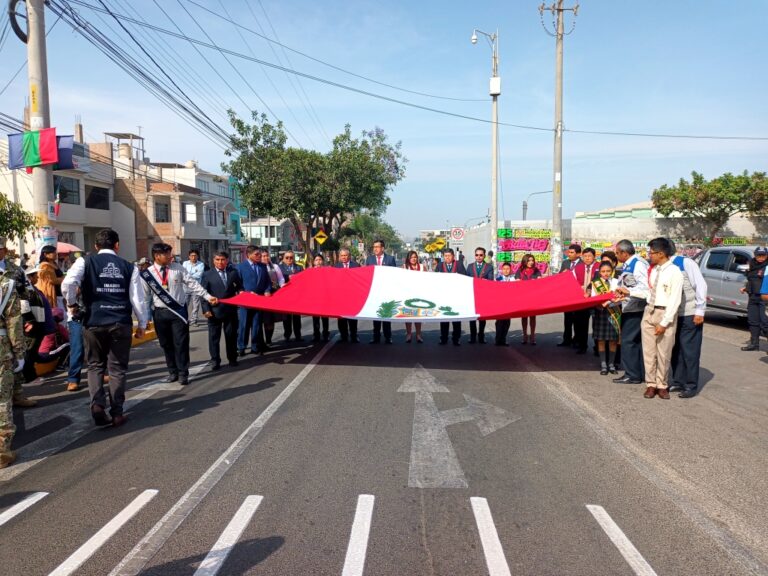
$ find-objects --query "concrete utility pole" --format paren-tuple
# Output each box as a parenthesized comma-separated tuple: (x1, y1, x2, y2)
(10, 0, 55, 226)
(539, 1, 578, 273)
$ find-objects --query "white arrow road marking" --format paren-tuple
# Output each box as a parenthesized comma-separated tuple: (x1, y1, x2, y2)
(341, 495, 375, 576)
(399, 365, 519, 489)
(0, 491, 49, 526)
(470, 497, 512, 576)
(193, 495, 263, 576)
(48, 489, 159, 576)
(586, 505, 658, 576)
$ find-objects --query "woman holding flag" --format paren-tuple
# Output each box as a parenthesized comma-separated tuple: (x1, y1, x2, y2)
(592, 261, 622, 375)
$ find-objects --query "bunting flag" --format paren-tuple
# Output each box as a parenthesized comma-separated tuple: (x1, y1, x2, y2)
(222, 266, 614, 322)
(6, 129, 69, 170)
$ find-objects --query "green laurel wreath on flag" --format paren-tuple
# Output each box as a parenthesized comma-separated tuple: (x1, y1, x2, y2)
(376, 300, 401, 318)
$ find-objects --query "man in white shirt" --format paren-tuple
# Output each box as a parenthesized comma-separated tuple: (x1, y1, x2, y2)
(640, 237, 684, 400)
(182, 250, 205, 326)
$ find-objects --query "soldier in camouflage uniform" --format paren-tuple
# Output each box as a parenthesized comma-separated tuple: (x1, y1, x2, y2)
(0, 238, 36, 408)
(0, 272, 26, 468)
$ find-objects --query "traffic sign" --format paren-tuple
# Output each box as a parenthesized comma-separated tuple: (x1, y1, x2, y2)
(450, 227, 465, 241)
(433, 238, 446, 250)
(314, 230, 328, 245)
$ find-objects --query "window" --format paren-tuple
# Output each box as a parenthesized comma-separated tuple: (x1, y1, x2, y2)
(705, 251, 728, 271)
(58, 231, 75, 244)
(218, 184, 227, 196)
(219, 211, 225, 228)
(155, 199, 171, 223)
(728, 252, 750, 273)
(205, 207, 216, 227)
(85, 185, 110, 210)
(181, 202, 196, 224)
(195, 178, 209, 193)
(53, 176, 80, 205)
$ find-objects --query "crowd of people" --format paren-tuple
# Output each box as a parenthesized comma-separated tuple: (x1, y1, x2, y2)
(0, 228, 767, 469)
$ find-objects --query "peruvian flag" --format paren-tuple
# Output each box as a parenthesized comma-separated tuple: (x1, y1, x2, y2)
(222, 267, 612, 322)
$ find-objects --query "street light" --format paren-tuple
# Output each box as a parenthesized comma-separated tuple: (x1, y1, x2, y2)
(522, 191, 552, 221)
(471, 28, 500, 264)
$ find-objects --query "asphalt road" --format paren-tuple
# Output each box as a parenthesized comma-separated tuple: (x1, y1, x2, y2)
(0, 312, 766, 576)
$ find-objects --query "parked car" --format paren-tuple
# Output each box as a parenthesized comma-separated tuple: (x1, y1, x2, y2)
(695, 246, 759, 316)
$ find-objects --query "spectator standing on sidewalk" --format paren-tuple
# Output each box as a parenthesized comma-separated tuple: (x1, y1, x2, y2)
(37, 245, 64, 309)
(741, 247, 768, 351)
(62, 228, 148, 427)
(182, 250, 205, 327)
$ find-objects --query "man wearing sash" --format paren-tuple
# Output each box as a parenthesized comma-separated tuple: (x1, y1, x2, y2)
(62, 229, 148, 427)
(436, 248, 466, 345)
(143, 243, 218, 386)
(466, 247, 494, 344)
(334, 248, 360, 343)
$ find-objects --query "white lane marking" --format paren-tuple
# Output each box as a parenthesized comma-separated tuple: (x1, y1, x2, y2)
(586, 505, 658, 576)
(341, 494, 375, 576)
(0, 363, 205, 483)
(109, 337, 338, 576)
(48, 489, 158, 576)
(193, 495, 263, 576)
(0, 491, 49, 526)
(470, 497, 511, 576)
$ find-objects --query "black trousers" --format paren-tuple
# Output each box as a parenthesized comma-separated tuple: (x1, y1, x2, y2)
(83, 323, 132, 416)
(469, 320, 486, 341)
(573, 310, 591, 351)
(22, 334, 43, 383)
(440, 321, 461, 344)
(154, 308, 190, 378)
(620, 311, 644, 381)
(337, 318, 358, 341)
(747, 295, 768, 343)
(671, 315, 703, 391)
(495, 319, 510, 344)
(208, 313, 239, 364)
(562, 312, 575, 344)
(312, 317, 329, 340)
(372, 320, 391, 341)
(283, 314, 302, 340)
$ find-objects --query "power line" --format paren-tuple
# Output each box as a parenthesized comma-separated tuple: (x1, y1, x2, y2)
(0, 14, 62, 97)
(564, 128, 768, 141)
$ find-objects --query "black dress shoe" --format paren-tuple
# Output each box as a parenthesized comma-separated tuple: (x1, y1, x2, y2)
(741, 344, 759, 351)
(469, 337, 476, 344)
(478, 337, 486, 344)
(612, 375, 643, 384)
(295, 336, 304, 342)
(678, 389, 697, 399)
(668, 385, 683, 393)
(211, 362, 221, 372)
(370, 339, 380, 344)
(351, 337, 360, 343)
(237, 350, 245, 357)
(385, 338, 392, 344)
(453, 341, 461, 346)
(339, 336, 349, 343)
(163, 374, 179, 383)
(92, 406, 112, 427)
(556, 341, 572, 347)
(439, 340, 447, 346)
(179, 379, 189, 386)
(228, 360, 239, 368)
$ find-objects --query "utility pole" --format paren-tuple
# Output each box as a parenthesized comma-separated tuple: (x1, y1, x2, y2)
(11, 0, 55, 227)
(539, 1, 578, 273)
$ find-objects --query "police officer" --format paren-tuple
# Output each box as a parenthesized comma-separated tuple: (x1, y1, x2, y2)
(0, 272, 26, 468)
(740, 246, 768, 351)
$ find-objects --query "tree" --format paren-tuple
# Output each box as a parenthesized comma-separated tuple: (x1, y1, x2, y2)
(0, 194, 36, 242)
(652, 170, 768, 242)
(340, 212, 404, 258)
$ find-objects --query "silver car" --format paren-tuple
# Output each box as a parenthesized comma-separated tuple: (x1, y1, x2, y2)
(696, 245, 760, 316)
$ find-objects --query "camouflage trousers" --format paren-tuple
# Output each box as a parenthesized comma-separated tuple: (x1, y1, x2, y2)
(11, 335, 33, 395)
(0, 357, 15, 452)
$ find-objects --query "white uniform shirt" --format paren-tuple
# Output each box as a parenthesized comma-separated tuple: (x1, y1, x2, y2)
(146, 262, 212, 310)
(648, 260, 684, 327)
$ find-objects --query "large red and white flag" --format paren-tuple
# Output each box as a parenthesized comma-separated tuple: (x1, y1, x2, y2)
(222, 266, 611, 322)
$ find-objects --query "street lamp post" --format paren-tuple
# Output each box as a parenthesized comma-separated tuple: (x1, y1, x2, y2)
(471, 28, 500, 263)
(522, 191, 553, 221)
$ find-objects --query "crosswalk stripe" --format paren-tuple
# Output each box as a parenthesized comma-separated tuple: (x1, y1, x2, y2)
(0, 491, 49, 527)
(586, 505, 659, 576)
(341, 494, 375, 576)
(470, 497, 511, 576)
(193, 495, 263, 576)
(48, 489, 159, 576)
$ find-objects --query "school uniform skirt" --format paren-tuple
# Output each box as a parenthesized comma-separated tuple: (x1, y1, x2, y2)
(592, 307, 619, 341)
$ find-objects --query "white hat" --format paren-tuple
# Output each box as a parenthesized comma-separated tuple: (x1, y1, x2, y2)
(25, 266, 40, 275)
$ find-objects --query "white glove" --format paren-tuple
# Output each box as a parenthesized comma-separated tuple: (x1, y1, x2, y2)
(13, 359, 24, 373)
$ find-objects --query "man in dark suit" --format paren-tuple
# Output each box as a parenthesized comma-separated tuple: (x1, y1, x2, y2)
(278, 250, 304, 342)
(571, 247, 597, 354)
(558, 243, 582, 347)
(466, 246, 494, 343)
(236, 245, 272, 356)
(364, 239, 397, 344)
(334, 247, 360, 343)
(435, 248, 466, 346)
(202, 251, 243, 370)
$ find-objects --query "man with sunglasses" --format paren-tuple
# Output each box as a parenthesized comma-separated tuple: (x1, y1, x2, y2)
(279, 251, 304, 342)
(466, 247, 494, 343)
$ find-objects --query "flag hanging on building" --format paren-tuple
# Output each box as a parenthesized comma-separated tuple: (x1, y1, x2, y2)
(55, 135, 75, 171)
(222, 266, 613, 322)
(21, 128, 58, 168)
(8, 131, 76, 172)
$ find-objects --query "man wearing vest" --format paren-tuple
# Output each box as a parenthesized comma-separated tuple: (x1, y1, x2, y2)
(612, 239, 650, 385)
(62, 229, 148, 427)
(364, 239, 397, 344)
(436, 248, 466, 345)
(466, 247, 494, 343)
(557, 244, 582, 348)
(145, 243, 218, 386)
(667, 247, 708, 398)
(334, 248, 360, 343)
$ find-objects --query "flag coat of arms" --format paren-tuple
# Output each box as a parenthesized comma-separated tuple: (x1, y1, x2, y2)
(223, 266, 612, 321)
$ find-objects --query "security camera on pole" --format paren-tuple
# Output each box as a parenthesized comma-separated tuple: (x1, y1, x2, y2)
(471, 28, 500, 270)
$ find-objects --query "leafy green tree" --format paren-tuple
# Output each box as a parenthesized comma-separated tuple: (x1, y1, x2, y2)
(340, 212, 404, 258)
(652, 170, 768, 242)
(0, 194, 36, 242)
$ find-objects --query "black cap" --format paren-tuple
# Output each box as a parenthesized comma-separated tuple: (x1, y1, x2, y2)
(755, 246, 768, 256)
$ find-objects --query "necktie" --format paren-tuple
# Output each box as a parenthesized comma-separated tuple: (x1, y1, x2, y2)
(160, 266, 168, 287)
(345, 263, 349, 268)
(377, 256, 382, 266)
(219, 270, 226, 284)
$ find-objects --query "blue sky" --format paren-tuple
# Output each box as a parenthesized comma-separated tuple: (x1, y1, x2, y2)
(1, 0, 766, 237)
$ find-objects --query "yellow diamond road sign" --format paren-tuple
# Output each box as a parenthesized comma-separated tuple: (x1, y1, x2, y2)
(433, 237, 446, 250)
(314, 230, 328, 245)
